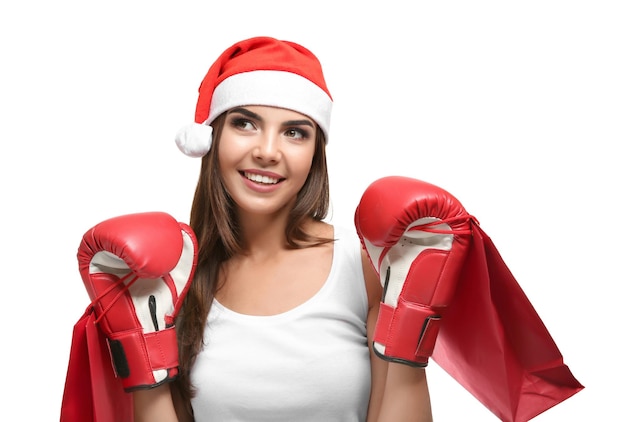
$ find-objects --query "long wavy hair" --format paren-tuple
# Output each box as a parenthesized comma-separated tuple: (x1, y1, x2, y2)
(171, 112, 332, 417)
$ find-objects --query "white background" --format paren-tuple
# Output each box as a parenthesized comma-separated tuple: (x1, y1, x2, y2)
(1, 1, 623, 420)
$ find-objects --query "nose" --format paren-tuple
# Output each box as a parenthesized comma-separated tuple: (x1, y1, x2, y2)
(253, 131, 281, 163)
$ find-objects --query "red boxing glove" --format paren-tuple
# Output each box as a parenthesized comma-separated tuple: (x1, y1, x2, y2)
(78, 212, 198, 391)
(355, 176, 472, 367)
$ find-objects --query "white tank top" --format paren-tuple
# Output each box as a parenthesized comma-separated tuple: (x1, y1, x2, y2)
(190, 226, 371, 421)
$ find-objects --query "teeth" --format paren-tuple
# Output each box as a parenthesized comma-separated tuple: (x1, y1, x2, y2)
(244, 172, 279, 184)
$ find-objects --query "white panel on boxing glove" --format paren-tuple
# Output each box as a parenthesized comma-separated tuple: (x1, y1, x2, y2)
(374, 218, 453, 308)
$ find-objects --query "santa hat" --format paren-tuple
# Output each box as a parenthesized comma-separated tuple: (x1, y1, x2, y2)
(175, 36, 333, 157)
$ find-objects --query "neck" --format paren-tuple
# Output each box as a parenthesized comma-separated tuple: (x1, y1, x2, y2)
(236, 206, 292, 256)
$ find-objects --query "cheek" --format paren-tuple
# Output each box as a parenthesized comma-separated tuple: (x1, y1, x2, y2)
(217, 146, 228, 167)
(288, 145, 316, 176)
(217, 140, 239, 170)
(216, 146, 240, 194)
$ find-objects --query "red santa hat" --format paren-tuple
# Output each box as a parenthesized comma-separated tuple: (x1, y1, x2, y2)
(175, 36, 333, 157)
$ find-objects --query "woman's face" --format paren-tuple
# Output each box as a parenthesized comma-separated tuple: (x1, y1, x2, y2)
(218, 105, 317, 218)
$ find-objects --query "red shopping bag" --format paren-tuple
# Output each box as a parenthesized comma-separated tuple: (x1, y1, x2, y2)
(60, 306, 133, 422)
(432, 221, 584, 422)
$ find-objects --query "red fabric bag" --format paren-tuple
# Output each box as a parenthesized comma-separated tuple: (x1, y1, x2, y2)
(60, 306, 133, 422)
(432, 221, 584, 421)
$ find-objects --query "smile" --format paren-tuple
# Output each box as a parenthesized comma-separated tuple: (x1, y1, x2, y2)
(243, 172, 280, 185)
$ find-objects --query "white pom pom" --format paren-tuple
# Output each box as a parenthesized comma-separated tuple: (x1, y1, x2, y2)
(174, 123, 213, 157)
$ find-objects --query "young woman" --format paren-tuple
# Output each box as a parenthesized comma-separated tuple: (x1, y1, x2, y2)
(133, 36, 433, 422)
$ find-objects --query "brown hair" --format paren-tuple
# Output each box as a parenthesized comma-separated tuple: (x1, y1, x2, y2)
(171, 112, 332, 417)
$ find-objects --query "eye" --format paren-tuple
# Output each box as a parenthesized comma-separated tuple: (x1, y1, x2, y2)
(284, 128, 310, 140)
(230, 117, 256, 131)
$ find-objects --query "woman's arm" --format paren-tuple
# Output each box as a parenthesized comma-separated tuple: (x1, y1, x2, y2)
(363, 249, 387, 420)
(376, 364, 433, 422)
(361, 249, 433, 422)
(133, 384, 179, 422)
(367, 304, 390, 421)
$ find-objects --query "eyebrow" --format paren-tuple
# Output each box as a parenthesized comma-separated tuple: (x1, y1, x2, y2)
(229, 107, 315, 128)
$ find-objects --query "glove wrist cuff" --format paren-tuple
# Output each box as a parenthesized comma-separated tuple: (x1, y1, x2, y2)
(107, 327, 179, 391)
(373, 302, 442, 366)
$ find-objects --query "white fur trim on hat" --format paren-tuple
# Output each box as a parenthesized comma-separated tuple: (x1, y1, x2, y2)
(175, 122, 213, 158)
(208, 70, 333, 141)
